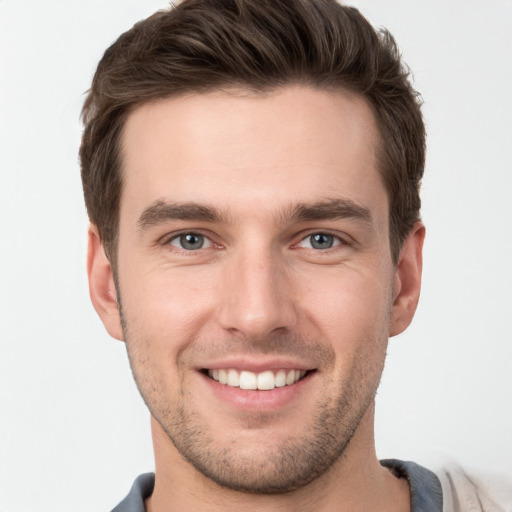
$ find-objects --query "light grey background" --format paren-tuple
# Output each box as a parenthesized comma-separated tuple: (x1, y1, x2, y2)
(1, 1, 511, 510)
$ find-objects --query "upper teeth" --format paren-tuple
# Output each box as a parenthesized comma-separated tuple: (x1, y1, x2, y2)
(208, 369, 306, 390)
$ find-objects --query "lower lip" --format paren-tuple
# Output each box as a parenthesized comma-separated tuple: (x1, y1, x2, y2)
(200, 371, 315, 412)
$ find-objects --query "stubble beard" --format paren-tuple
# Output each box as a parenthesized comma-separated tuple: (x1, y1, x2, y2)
(160, 371, 380, 494)
(117, 289, 388, 494)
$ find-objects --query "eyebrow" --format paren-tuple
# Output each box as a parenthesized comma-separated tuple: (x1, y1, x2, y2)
(286, 198, 373, 225)
(137, 200, 224, 230)
(136, 197, 373, 231)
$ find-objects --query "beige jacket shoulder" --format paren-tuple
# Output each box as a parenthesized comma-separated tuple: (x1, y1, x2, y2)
(436, 464, 512, 512)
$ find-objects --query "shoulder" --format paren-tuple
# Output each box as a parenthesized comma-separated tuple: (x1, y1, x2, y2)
(382, 459, 512, 512)
(111, 473, 155, 512)
(382, 459, 443, 512)
(435, 463, 512, 512)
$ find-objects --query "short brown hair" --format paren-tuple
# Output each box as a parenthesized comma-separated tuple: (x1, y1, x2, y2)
(80, 0, 425, 264)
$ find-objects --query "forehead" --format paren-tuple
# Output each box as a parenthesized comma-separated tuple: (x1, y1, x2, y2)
(119, 86, 385, 224)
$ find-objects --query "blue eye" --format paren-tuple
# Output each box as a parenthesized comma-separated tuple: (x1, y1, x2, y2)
(310, 233, 334, 249)
(298, 233, 341, 250)
(170, 233, 210, 251)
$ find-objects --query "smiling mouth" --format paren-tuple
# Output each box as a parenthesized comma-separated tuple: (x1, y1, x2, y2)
(204, 368, 311, 391)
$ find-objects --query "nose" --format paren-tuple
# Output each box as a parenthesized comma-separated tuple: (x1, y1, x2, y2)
(217, 244, 298, 341)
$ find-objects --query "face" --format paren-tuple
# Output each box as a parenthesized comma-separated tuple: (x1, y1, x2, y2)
(89, 86, 423, 493)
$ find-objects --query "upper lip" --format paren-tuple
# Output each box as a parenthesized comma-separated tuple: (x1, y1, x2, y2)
(197, 356, 316, 373)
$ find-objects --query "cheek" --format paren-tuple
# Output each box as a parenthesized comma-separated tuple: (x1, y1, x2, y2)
(296, 266, 393, 349)
(299, 270, 392, 396)
(119, 266, 218, 349)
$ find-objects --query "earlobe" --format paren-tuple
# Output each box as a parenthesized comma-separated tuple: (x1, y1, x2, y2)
(389, 222, 426, 337)
(87, 225, 124, 341)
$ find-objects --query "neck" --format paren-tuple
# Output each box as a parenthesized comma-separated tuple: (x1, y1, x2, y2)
(145, 404, 410, 512)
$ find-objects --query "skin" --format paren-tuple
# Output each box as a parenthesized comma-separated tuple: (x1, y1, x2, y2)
(88, 86, 424, 511)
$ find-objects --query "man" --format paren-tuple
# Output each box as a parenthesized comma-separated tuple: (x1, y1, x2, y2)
(79, 1, 508, 511)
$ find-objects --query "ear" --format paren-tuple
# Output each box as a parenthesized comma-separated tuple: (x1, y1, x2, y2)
(87, 225, 124, 341)
(389, 222, 426, 337)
